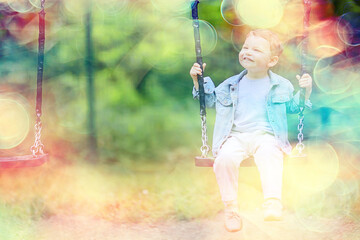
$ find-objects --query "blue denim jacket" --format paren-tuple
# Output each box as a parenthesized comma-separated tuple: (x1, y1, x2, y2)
(193, 70, 312, 156)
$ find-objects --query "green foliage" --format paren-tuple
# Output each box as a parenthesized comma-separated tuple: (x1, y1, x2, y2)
(97, 100, 201, 162)
(0, 202, 38, 240)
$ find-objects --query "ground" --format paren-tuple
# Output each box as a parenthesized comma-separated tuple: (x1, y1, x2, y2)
(1, 155, 359, 240)
(33, 209, 360, 240)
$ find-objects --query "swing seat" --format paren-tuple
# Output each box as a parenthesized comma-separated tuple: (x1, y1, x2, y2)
(195, 156, 257, 167)
(195, 156, 214, 167)
(287, 153, 308, 166)
(0, 154, 48, 168)
(290, 153, 307, 159)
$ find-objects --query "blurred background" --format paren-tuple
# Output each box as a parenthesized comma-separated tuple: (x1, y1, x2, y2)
(0, 0, 359, 239)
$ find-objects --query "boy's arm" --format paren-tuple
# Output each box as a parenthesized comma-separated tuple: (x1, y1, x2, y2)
(190, 63, 216, 108)
(286, 74, 313, 114)
(286, 91, 312, 114)
(192, 76, 216, 108)
(286, 87, 312, 114)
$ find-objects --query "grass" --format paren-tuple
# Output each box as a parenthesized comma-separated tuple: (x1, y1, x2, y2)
(0, 152, 223, 225)
(0, 145, 359, 238)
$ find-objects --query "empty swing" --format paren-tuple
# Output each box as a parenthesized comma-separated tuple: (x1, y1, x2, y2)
(0, 0, 49, 168)
(191, 0, 312, 167)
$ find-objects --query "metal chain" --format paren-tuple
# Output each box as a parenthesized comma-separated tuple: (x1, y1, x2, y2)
(200, 115, 210, 157)
(31, 116, 44, 156)
(294, 0, 311, 157)
(30, 0, 46, 157)
(295, 111, 305, 155)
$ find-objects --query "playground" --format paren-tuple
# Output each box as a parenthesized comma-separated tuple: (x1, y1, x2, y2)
(0, 0, 360, 239)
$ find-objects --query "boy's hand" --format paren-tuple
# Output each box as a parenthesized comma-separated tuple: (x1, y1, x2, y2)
(296, 73, 312, 100)
(190, 63, 206, 91)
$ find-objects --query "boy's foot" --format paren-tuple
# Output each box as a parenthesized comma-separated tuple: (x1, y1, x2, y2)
(224, 207, 242, 232)
(263, 198, 283, 221)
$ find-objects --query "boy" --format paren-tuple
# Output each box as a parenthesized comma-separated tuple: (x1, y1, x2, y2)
(190, 29, 312, 232)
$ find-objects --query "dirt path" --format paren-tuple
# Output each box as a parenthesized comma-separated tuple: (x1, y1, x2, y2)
(33, 210, 360, 240)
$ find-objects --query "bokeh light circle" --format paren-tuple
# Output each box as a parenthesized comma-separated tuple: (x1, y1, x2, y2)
(295, 40, 318, 64)
(294, 178, 359, 233)
(177, 18, 217, 58)
(29, 0, 57, 9)
(275, 0, 304, 39)
(140, 17, 217, 69)
(95, 0, 129, 16)
(0, 95, 30, 149)
(350, 66, 360, 105)
(333, 141, 360, 173)
(221, 0, 243, 26)
(287, 141, 339, 194)
(294, 192, 333, 233)
(231, 29, 241, 52)
(236, 0, 284, 28)
(313, 46, 356, 95)
(231, 27, 252, 52)
(332, 179, 359, 201)
(337, 12, 360, 47)
(308, 19, 347, 59)
(7, 0, 34, 13)
(62, 0, 86, 17)
(7, 12, 59, 52)
(151, 0, 189, 15)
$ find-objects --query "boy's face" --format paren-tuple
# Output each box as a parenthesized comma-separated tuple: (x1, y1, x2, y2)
(239, 35, 278, 74)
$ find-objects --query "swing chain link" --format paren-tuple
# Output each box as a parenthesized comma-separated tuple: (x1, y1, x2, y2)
(294, 0, 311, 157)
(30, 0, 46, 157)
(295, 111, 305, 154)
(31, 116, 44, 156)
(200, 114, 210, 158)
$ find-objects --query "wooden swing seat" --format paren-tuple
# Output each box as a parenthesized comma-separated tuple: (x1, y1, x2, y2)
(195, 153, 307, 168)
(0, 154, 48, 168)
(0, 1, 49, 169)
(195, 156, 258, 167)
(195, 156, 214, 167)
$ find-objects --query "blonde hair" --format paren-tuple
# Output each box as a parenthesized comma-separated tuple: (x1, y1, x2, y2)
(246, 29, 283, 57)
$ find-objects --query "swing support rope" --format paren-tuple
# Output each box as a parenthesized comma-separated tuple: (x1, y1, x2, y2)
(0, 0, 48, 168)
(192, 0, 210, 158)
(31, 0, 46, 157)
(295, 0, 311, 157)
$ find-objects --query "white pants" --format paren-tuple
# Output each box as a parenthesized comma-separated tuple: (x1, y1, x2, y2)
(213, 131, 284, 203)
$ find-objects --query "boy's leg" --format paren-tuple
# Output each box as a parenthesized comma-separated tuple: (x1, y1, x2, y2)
(213, 133, 248, 203)
(253, 133, 284, 221)
(214, 132, 248, 232)
(253, 133, 284, 201)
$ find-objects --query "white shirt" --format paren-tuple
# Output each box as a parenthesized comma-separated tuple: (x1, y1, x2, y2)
(232, 75, 273, 134)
